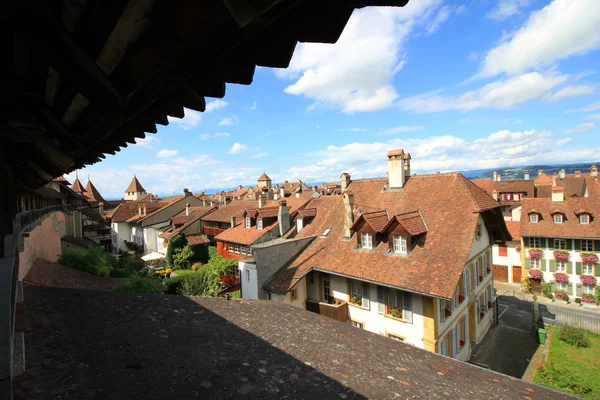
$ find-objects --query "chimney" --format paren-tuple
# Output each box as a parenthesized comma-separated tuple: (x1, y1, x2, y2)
(492, 190, 498, 201)
(497, 174, 502, 182)
(552, 173, 558, 187)
(538, 169, 543, 176)
(202, 199, 207, 206)
(575, 170, 582, 178)
(280, 188, 285, 198)
(230, 216, 236, 228)
(552, 186, 564, 202)
(258, 194, 266, 208)
(343, 191, 355, 240)
(239, 185, 243, 189)
(98, 202, 104, 215)
(218, 191, 224, 202)
(223, 196, 229, 206)
(387, 149, 407, 190)
(493, 171, 497, 181)
(340, 173, 351, 192)
(591, 165, 598, 177)
(278, 200, 290, 236)
(559, 169, 565, 179)
(403, 153, 411, 177)
(523, 171, 530, 180)
(183, 188, 190, 197)
(143, 206, 147, 216)
(185, 203, 190, 216)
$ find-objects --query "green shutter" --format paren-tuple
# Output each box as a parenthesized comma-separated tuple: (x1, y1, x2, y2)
(525, 258, 531, 269)
(596, 264, 600, 278)
(567, 262, 572, 275)
(525, 237, 530, 247)
(567, 282, 573, 295)
(595, 240, 600, 251)
(567, 239, 572, 251)
(549, 260, 556, 272)
(541, 259, 547, 272)
(576, 262, 582, 275)
(576, 284, 583, 296)
(575, 239, 581, 251)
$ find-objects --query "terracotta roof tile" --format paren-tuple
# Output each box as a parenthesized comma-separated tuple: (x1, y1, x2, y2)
(125, 176, 146, 193)
(185, 234, 210, 245)
(298, 208, 317, 218)
(505, 221, 520, 241)
(202, 200, 259, 223)
(392, 211, 427, 236)
(84, 180, 107, 203)
(215, 220, 279, 245)
(351, 210, 389, 232)
(71, 177, 86, 193)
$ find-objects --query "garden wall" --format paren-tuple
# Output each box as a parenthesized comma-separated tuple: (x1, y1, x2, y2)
(18, 212, 65, 280)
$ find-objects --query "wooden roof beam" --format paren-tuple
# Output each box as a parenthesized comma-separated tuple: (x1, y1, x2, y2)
(9, 122, 75, 171)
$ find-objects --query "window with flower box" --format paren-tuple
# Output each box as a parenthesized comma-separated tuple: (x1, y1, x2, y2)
(583, 263, 594, 275)
(440, 299, 452, 323)
(257, 218, 263, 230)
(350, 280, 370, 309)
(530, 237, 541, 248)
(581, 240, 594, 252)
(583, 285, 594, 295)
(554, 239, 566, 250)
(361, 232, 373, 250)
(555, 260, 567, 273)
(556, 281, 566, 291)
(531, 258, 540, 269)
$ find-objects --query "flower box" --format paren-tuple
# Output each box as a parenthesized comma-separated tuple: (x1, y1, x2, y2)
(580, 275, 597, 286)
(516, 245, 521, 252)
(350, 296, 362, 307)
(553, 250, 570, 261)
(554, 272, 569, 283)
(488, 301, 493, 309)
(581, 252, 599, 264)
(529, 269, 542, 280)
(444, 306, 452, 317)
(581, 294, 596, 304)
(479, 311, 485, 318)
(459, 339, 465, 348)
(386, 306, 403, 319)
(458, 294, 465, 303)
(486, 267, 491, 274)
(528, 249, 543, 259)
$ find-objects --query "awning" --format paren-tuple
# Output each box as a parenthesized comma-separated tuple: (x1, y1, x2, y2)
(141, 252, 166, 261)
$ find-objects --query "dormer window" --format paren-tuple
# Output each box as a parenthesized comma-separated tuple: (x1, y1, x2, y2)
(530, 214, 538, 223)
(553, 214, 563, 224)
(257, 217, 263, 230)
(360, 232, 373, 249)
(245, 216, 251, 228)
(392, 235, 407, 254)
(580, 214, 590, 225)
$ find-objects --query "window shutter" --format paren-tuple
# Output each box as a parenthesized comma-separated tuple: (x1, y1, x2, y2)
(377, 286, 385, 314)
(403, 292, 413, 324)
(544, 238, 549, 250)
(596, 264, 600, 278)
(525, 258, 531, 269)
(525, 237, 530, 247)
(362, 282, 370, 310)
(567, 239, 572, 251)
(541, 259, 547, 271)
(595, 240, 600, 251)
(567, 262, 572, 275)
(575, 239, 581, 251)
(567, 281, 573, 295)
(576, 283, 583, 296)
(576, 262, 582, 275)
(549, 260, 555, 272)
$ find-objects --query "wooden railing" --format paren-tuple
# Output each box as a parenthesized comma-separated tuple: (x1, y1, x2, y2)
(306, 299, 349, 323)
(203, 226, 226, 236)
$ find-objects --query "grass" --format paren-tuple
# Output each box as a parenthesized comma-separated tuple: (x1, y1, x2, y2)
(533, 326, 600, 399)
(113, 276, 163, 294)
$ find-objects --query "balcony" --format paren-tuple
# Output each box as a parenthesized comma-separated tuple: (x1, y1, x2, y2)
(306, 299, 349, 323)
(203, 226, 226, 236)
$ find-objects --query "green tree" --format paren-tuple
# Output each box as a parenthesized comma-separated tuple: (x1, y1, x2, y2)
(172, 243, 194, 270)
(177, 247, 238, 296)
(166, 233, 187, 267)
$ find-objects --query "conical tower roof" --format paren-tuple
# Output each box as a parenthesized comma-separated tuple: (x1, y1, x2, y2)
(258, 173, 271, 181)
(84, 179, 107, 203)
(125, 175, 146, 193)
(71, 177, 86, 193)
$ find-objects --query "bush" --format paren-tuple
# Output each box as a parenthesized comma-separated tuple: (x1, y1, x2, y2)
(166, 234, 187, 268)
(178, 273, 207, 296)
(229, 290, 241, 298)
(547, 293, 554, 300)
(173, 243, 194, 270)
(542, 282, 553, 297)
(58, 247, 148, 278)
(192, 262, 203, 271)
(563, 293, 570, 302)
(536, 362, 593, 396)
(113, 276, 163, 294)
(575, 298, 582, 304)
(559, 326, 590, 348)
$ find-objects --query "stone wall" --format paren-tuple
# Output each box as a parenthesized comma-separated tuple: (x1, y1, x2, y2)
(18, 212, 65, 280)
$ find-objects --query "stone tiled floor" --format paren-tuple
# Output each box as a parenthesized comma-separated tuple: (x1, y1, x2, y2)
(13, 284, 574, 399)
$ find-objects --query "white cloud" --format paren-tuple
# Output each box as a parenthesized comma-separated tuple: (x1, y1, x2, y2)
(399, 72, 568, 113)
(228, 143, 247, 154)
(425, 5, 451, 35)
(378, 126, 425, 135)
(556, 138, 572, 146)
(252, 152, 269, 159)
(277, 1, 448, 113)
(200, 134, 211, 140)
(486, 0, 530, 22)
(219, 116, 239, 126)
(205, 99, 229, 113)
(544, 85, 595, 102)
(215, 132, 230, 137)
(566, 102, 600, 113)
(200, 132, 230, 140)
(583, 113, 600, 120)
(157, 149, 178, 158)
(479, 0, 600, 78)
(563, 122, 595, 134)
(168, 108, 202, 130)
(135, 136, 159, 148)
(246, 101, 257, 112)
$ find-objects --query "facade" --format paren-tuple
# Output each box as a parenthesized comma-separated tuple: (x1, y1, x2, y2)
(200, 200, 259, 243)
(159, 204, 217, 254)
(241, 150, 510, 361)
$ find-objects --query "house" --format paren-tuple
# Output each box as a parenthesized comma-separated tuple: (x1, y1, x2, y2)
(214, 197, 309, 260)
(200, 199, 259, 242)
(159, 203, 217, 255)
(241, 150, 510, 361)
(520, 177, 600, 300)
(124, 175, 147, 201)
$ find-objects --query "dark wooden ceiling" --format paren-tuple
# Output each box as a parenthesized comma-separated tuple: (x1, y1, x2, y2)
(1, 0, 409, 189)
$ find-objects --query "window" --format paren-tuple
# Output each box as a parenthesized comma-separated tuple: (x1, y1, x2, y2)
(246, 269, 250, 283)
(290, 289, 297, 300)
(553, 214, 563, 224)
(377, 286, 386, 314)
(584, 285, 594, 295)
(452, 324, 460, 357)
(440, 299, 451, 323)
(321, 227, 331, 237)
(464, 267, 471, 295)
(580, 214, 590, 225)
(351, 320, 364, 329)
(498, 244, 508, 257)
(583, 263, 594, 275)
(245, 216, 251, 228)
(531, 258, 540, 269)
(387, 334, 404, 342)
(350, 280, 370, 309)
(257, 218, 263, 230)
(463, 314, 469, 344)
(530, 237, 541, 248)
(475, 259, 481, 284)
(323, 279, 331, 303)
(475, 223, 482, 239)
(386, 289, 403, 319)
(361, 232, 373, 249)
(554, 239, 566, 250)
(581, 240, 594, 252)
(530, 214, 539, 223)
(440, 338, 447, 356)
(556, 281, 566, 291)
(453, 287, 459, 309)
(296, 218, 303, 233)
(393, 235, 407, 254)
(556, 260, 566, 273)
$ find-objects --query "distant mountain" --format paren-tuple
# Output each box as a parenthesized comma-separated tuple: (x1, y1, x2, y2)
(460, 162, 600, 181)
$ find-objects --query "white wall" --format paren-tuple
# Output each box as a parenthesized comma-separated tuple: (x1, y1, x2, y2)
(239, 261, 259, 300)
(468, 216, 490, 260)
(492, 241, 521, 282)
(112, 222, 132, 252)
(144, 227, 158, 253)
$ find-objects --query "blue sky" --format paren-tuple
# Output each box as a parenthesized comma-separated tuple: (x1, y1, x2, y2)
(68, 0, 600, 199)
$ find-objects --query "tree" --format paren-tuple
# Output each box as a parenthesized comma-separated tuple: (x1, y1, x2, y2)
(166, 234, 187, 267)
(173, 243, 194, 270)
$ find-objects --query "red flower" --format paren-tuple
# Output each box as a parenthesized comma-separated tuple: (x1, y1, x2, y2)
(459, 339, 465, 347)
(486, 267, 491, 274)
(488, 301, 493, 308)
(479, 276, 483, 282)
(458, 294, 465, 303)
(480, 311, 485, 318)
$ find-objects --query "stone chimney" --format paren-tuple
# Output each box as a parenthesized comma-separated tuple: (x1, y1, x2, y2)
(497, 174, 502, 182)
(387, 149, 408, 190)
(340, 173, 351, 192)
(575, 170, 582, 178)
(552, 173, 558, 187)
(492, 190, 498, 201)
(493, 171, 498, 181)
(559, 169, 565, 179)
(202, 199, 207, 206)
(98, 202, 104, 215)
(538, 169, 543, 176)
(185, 203, 190, 216)
(552, 186, 564, 202)
(523, 171, 530, 180)
(258, 194, 266, 208)
(218, 191, 224, 203)
(280, 188, 285, 198)
(183, 188, 190, 197)
(591, 165, 598, 177)
(143, 206, 147, 216)
(278, 200, 290, 236)
(223, 196, 229, 206)
(343, 191, 354, 240)
(239, 185, 243, 190)
(230, 216, 236, 228)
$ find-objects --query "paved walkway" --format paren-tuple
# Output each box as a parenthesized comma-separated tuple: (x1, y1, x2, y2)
(23, 258, 121, 292)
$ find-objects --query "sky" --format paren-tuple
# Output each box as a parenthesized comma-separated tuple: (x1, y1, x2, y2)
(67, 0, 600, 199)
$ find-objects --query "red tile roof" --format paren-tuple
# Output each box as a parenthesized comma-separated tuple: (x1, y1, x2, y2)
(185, 234, 210, 246)
(71, 177, 86, 193)
(505, 221, 520, 241)
(214, 219, 279, 245)
(351, 210, 389, 233)
(387, 211, 428, 236)
(202, 200, 259, 223)
(266, 173, 504, 299)
(125, 176, 146, 193)
(298, 208, 317, 218)
(84, 180, 107, 203)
